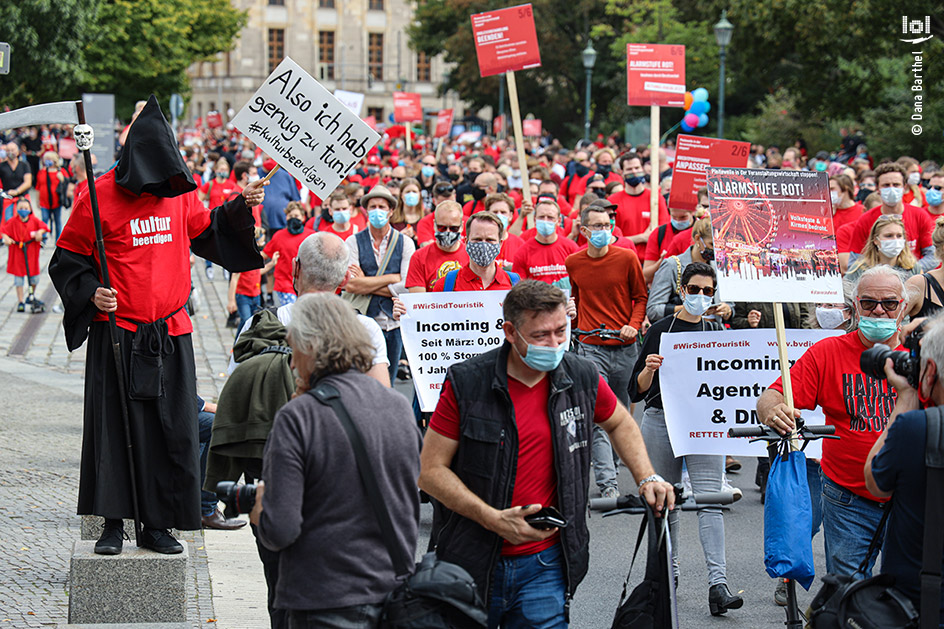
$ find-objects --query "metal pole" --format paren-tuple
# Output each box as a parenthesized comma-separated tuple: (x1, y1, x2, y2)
(584, 67, 592, 141)
(718, 46, 726, 139)
(498, 75, 505, 140)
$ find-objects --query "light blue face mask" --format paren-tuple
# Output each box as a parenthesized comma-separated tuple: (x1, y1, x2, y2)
(515, 331, 566, 372)
(927, 189, 943, 207)
(497, 214, 509, 229)
(421, 166, 436, 178)
(403, 191, 421, 206)
(333, 209, 351, 224)
(368, 209, 389, 229)
(670, 218, 692, 231)
(859, 316, 899, 342)
(588, 229, 610, 248)
(683, 293, 713, 316)
(536, 219, 556, 237)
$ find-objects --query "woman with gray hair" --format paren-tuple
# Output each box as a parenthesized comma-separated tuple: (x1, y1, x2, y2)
(251, 292, 422, 626)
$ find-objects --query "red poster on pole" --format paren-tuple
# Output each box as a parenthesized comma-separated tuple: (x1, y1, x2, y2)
(471, 4, 542, 78)
(668, 134, 750, 212)
(493, 115, 504, 135)
(393, 92, 422, 122)
(522, 118, 542, 136)
(434, 109, 454, 138)
(626, 44, 686, 107)
(206, 111, 223, 129)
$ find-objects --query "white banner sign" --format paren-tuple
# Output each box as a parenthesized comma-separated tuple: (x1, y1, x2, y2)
(659, 328, 844, 457)
(333, 89, 365, 116)
(400, 291, 509, 412)
(232, 57, 380, 196)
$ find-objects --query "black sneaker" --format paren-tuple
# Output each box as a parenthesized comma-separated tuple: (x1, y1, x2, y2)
(94, 518, 127, 555)
(141, 527, 183, 554)
(16, 302, 24, 313)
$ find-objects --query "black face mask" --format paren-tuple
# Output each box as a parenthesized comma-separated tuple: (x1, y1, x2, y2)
(592, 188, 607, 199)
(597, 164, 611, 177)
(574, 163, 590, 178)
(855, 188, 873, 203)
(702, 247, 715, 262)
(471, 187, 486, 201)
(625, 174, 648, 188)
(286, 217, 305, 235)
(448, 172, 460, 181)
(321, 207, 334, 224)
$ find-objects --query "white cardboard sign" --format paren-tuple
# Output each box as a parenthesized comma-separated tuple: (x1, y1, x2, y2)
(232, 57, 380, 196)
(333, 89, 366, 116)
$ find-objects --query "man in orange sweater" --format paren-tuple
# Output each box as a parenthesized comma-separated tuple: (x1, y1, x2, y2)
(565, 198, 648, 499)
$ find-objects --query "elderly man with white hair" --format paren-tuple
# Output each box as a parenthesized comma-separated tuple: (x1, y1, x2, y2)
(758, 265, 910, 581)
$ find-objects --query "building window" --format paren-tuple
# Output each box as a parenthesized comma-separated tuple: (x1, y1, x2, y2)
(369, 0, 384, 10)
(268, 0, 284, 5)
(367, 106, 384, 123)
(268, 28, 285, 73)
(416, 51, 431, 83)
(319, 31, 335, 80)
(368, 33, 383, 81)
(319, 0, 335, 7)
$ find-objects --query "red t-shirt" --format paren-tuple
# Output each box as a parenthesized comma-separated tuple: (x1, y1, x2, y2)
(35, 168, 63, 209)
(312, 212, 367, 234)
(922, 206, 944, 223)
(200, 178, 242, 208)
(262, 227, 315, 293)
(56, 170, 211, 335)
(608, 189, 669, 238)
(415, 212, 438, 246)
(664, 226, 694, 257)
(431, 263, 516, 292)
(521, 217, 574, 241)
(832, 202, 864, 231)
(512, 236, 579, 287)
(848, 206, 934, 259)
(430, 373, 618, 555)
(462, 199, 486, 218)
(496, 234, 524, 269)
(644, 223, 687, 262)
(235, 269, 262, 297)
(768, 331, 903, 500)
(405, 243, 468, 291)
(836, 222, 857, 254)
(2, 214, 49, 276)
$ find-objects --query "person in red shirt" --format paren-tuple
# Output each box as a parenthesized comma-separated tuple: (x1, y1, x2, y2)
(758, 266, 908, 578)
(537, 179, 573, 219)
(462, 172, 498, 218)
(405, 201, 468, 292)
(416, 182, 458, 247)
(829, 174, 864, 231)
(262, 201, 315, 306)
(317, 190, 365, 237)
(1, 197, 49, 311)
(431, 212, 518, 291)
(560, 148, 592, 204)
(512, 198, 578, 290)
(643, 204, 697, 283)
(847, 162, 936, 271)
(227, 247, 279, 333)
(609, 154, 669, 245)
(35, 150, 65, 241)
(198, 158, 241, 208)
(662, 188, 710, 259)
(484, 193, 525, 270)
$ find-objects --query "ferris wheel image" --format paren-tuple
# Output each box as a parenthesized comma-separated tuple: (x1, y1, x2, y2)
(711, 173, 778, 248)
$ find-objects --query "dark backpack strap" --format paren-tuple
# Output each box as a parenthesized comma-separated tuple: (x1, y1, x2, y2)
(656, 223, 669, 250)
(921, 406, 944, 628)
(855, 502, 892, 577)
(443, 269, 458, 292)
(307, 381, 413, 578)
(617, 510, 651, 606)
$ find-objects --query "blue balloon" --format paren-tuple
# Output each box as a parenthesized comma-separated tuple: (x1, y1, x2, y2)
(680, 121, 694, 133)
(692, 87, 709, 102)
(697, 113, 709, 128)
(701, 101, 711, 113)
(688, 101, 708, 115)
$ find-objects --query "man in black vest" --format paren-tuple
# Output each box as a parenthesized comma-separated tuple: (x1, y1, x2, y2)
(344, 184, 415, 382)
(419, 280, 675, 628)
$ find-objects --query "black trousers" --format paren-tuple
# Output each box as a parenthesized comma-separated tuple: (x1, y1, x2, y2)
(251, 522, 289, 629)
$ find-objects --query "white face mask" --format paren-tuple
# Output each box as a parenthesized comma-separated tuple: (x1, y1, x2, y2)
(830, 191, 841, 206)
(908, 172, 921, 186)
(815, 307, 846, 330)
(877, 238, 905, 258)
(880, 187, 904, 206)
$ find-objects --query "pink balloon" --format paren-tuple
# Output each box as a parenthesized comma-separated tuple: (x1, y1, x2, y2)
(683, 113, 700, 128)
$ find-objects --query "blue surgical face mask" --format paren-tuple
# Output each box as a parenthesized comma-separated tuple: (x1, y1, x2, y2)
(515, 331, 566, 372)
(421, 166, 435, 178)
(17, 208, 31, 219)
(670, 218, 692, 231)
(44, 159, 54, 168)
(536, 219, 556, 237)
(497, 214, 509, 229)
(333, 209, 351, 224)
(927, 189, 943, 207)
(403, 191, 420, 207)
(683, 293, 713, 316)
(368, 208, 389, 229)
(859, 316, 899, 342)
(588, 229, 610, 248)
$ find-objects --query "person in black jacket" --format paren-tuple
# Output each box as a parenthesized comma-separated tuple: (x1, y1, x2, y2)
(419, 280, 674, 628)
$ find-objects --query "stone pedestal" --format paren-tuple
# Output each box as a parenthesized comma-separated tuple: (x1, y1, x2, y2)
(68, 541, 189, 624)
(79, 515, 178, 541)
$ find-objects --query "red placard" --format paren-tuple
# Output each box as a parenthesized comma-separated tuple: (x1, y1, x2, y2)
(434, 109, 454, 138)
(471, 4, 542, 78)
(493, 115, 505, 135)
(206, 111, 223, 129)
(668, 134, 750, 212)
(626, 44, 686, 107)
(393, 92, 422, 122)
(522, 118, 542, 136)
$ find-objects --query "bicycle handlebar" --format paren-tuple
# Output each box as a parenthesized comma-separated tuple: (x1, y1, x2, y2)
(589, 489, 738, 513)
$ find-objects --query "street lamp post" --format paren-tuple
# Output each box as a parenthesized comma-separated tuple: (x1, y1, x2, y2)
(714, 10, 734, 139)
(582, 41, 597, 142)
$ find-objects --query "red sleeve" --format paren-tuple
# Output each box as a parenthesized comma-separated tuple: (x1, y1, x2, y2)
(263, 231, 281, 258)
(657, 193, 669, 224)
(644, 229, 661, 261)
(186, 194, 213, 238)
(849, 215, 870, 254)
(919, 210, 934, 249)
(199, 181, 210, 194)
(417, 214, 434, 245)
(512, 247, 529, 278)
(593, 375, 619, 423)
(836, 223, 855, 253)
(766, 342, 822, 411)
(405, 247, 426, 288)
(55, 189, 95, 255)
(428, 378, 460, 440)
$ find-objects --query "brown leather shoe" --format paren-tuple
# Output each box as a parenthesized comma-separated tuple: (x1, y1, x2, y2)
(202, 508, 247, 530)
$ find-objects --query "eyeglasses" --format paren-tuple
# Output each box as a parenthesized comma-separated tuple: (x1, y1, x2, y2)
(435, 224, 461, 233)
(930, 185, 944, 191)
(434, 185, 455, 194)
(583, 223, 611, 231)
(685, 284, 715, 297)
(857, 297, 903, 313)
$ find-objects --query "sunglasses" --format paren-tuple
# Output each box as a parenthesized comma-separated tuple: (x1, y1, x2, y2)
(434, 185, 455, 194)
(929, 185, 944, 191)
(435, 225, 461, 233)
(857, 297, 903, 313)
(685, 284, 715, 297)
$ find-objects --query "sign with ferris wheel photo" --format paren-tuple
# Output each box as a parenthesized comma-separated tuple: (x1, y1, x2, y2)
(707, 168, 843, 304)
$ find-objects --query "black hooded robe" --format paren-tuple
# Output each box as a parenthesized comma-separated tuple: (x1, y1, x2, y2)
(48, 96, 263, 530)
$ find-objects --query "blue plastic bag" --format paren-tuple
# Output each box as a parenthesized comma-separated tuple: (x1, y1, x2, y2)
(763, 449, 815, 590)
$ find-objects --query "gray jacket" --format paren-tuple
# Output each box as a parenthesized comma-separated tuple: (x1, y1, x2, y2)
(647, 248, 732, 322)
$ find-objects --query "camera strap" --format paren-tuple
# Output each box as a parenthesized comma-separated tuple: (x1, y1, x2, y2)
(307, 381, 413, 578)
(920, 405, 944, 629)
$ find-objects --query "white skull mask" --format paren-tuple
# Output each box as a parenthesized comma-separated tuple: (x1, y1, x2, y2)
(74, 125, 94, 151)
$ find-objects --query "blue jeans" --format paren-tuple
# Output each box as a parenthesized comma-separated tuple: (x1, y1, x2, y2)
(488, 544, 567, 629)
(235, 293, 262, 335)
(287, 604, 382, 628)
(198, 410, 217, 517)
(383, 327, 402, 383)
(820, 471, 885, 579)
(41, 206, 62, 241)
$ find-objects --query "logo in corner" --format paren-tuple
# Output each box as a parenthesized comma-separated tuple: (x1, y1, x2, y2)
(901, 15, 934, 44)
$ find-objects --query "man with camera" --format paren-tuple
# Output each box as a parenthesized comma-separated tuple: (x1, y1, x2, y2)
(865, 313, 944, 623)
(757, 265, 908, 578)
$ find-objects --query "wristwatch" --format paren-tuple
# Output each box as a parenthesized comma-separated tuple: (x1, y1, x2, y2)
(637, 474, 665, 488)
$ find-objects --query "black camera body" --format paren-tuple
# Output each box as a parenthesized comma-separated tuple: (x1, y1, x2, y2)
(216, 481, 257, 518)
(860, 323, 926, 388)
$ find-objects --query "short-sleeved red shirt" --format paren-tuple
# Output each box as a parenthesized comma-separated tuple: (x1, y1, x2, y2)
(430, 264, 515, 292)
(405, 243, 468, 291)
(35, 168, 63, 209)
(835, 222, 857, 254)
(608, 189, 669, 238)
(262, 227, 315, 293)
(832, 202, 864, 231)
(496, 234, 524, 269)
(430, 373, 618, 555)
(768, 331, 902, 500)
(2, 214, 49, 276)
(511, 236, 579, 287)
(644, 223, 686, 261)
(848, 206, 933, 259)
(235, 269, 262, 297)
(199, 178, 241, 209)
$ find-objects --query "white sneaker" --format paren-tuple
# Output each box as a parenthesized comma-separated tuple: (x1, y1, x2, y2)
(722, 474, 743, 502)
(681, 467, 693, 497)
(205, 266, 215, 280)
(601, 486, 620, 500)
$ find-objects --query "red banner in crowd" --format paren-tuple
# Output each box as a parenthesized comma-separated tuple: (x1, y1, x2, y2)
(206, 111, 223, 129)
(668, 134, 750, 212)
(393, 92, 422, 122)
(523, 118, 542, 136)
(471, 4, 542, 77)
(626, 44, 686, 107)
(493, 115, 505, 135)
(435, 109, 454, 138)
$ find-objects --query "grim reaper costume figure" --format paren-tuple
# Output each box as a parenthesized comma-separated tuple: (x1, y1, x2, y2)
(49, 95, 264, 554)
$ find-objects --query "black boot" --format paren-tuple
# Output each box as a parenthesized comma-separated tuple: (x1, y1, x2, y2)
(141, 527, 184, 554)
(94, 518, 126, 555)
(709, 583, 743, 616)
